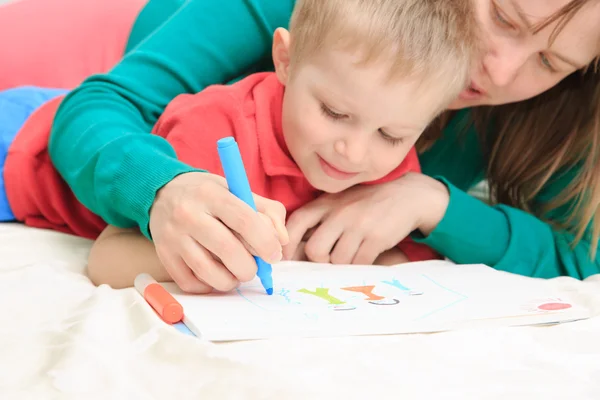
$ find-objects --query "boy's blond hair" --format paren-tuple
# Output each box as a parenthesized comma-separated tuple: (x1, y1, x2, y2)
(289, 0, 479, 110)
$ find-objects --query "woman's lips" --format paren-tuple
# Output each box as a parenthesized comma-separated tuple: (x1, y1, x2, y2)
(459, 81, 487, 100)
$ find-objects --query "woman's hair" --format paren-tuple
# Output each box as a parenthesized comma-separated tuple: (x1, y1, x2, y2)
(288, 0, 480, 110)
(418, 0, 600, 256)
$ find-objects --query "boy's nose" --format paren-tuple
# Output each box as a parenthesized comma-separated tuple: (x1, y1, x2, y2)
(334, 135, 368, 165)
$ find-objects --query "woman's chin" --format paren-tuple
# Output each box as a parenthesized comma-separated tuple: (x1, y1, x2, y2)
(447, 98, 493, 110)
(448, 98, 475, 110)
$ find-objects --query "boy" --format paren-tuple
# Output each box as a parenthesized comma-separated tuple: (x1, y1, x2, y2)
(0, 0, 477, 290)
(85, 0, 478, 288)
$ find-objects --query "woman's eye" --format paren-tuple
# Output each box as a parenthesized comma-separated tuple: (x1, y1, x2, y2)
(539, 53, 555, 71)
(492, 2, 515, 30)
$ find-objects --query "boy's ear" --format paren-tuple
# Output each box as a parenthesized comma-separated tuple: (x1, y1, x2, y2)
(272, 28, 292, 85)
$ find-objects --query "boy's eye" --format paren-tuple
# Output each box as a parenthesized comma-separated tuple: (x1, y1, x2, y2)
(320, 103, 347, 120)
(379, 129, 403, 146)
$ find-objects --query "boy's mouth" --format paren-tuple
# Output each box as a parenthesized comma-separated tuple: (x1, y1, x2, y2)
(318, 156, 360, 180)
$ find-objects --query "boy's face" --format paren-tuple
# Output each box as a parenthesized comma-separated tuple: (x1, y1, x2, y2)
(273, 30, 447, 193)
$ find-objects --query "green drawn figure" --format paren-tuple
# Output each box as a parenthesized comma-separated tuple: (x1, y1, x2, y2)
(297, 288, 356, 311)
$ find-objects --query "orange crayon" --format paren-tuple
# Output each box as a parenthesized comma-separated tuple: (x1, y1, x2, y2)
(134, 273, 184, 324)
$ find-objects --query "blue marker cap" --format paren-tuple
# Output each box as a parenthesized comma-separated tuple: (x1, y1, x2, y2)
(217, 137, 274, 295)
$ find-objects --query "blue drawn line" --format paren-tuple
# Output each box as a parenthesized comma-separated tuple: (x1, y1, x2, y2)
(277, 288, 293, 304)
(413, 274, 469, 321)
(414, 297, 468, 321)
(421, 274, 467, 298)
(235, 288, 269, 311)
(382, 278, 410, 291)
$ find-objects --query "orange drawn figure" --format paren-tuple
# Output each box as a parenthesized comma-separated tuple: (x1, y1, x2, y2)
(342, 285, 399, 306)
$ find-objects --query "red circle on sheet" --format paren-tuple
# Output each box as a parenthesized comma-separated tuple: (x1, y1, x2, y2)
(537, 302, 572, 311)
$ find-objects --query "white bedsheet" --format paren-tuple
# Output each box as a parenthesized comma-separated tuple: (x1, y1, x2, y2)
(1, 223, 599, 399)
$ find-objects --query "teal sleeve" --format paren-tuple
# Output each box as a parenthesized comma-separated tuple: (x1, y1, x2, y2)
(125, 0, 186, 52)
(413, 178, 599, 280)
(49, 0, 296, 238)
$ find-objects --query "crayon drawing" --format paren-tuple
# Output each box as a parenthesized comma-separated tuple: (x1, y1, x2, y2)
(233, 274, 468, 322)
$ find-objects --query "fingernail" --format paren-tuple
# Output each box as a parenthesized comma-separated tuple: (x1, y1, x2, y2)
(270, 250, 283, 263)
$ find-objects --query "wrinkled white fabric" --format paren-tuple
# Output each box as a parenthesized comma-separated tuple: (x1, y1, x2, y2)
(0, 223, 599, 400)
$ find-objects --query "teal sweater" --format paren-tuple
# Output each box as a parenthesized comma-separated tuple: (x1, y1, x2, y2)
(49, 0, 600, 279)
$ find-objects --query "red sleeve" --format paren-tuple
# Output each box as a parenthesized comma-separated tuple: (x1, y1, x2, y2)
(151, 86, 244, 175)
(397, 237, 442, 262)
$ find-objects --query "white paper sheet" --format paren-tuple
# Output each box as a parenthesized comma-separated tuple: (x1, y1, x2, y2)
(164, 261, 590, 341)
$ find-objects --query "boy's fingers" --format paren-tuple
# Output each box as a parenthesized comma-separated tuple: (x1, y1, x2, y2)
(284, 202, 329, 260)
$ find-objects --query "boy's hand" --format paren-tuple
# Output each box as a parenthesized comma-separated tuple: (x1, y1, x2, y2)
(285, 241, 309, 262)
(287, 241, 409, 266)
(284, 173, 449, 265)
(149, 172, 288, 293)
(373, 248, 410, 266)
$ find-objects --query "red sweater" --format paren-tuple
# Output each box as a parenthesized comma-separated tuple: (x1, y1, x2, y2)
(5, 72, 438, 261)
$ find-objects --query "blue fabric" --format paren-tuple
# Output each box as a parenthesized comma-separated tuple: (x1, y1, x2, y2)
(0, 87, 69, 221)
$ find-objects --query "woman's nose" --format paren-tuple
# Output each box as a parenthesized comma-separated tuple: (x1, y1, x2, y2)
(482, 39, 530, 87)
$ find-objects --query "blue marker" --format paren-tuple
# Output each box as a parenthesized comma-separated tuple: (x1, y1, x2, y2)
(217, 137, 274, 295)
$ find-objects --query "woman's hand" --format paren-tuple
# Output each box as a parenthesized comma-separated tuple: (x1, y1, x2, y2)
(148, 172, 288, 293)
(284, 173, 449, 265)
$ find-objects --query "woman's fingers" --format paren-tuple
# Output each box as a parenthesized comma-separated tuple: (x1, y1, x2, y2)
(190, 213, 258, 283)
(180, 235, 241, 292)
(255, 195, 289, 246)
(155, 246, 213, 294)
(210, 188, 283, 264)
(235, 212, 286, 257)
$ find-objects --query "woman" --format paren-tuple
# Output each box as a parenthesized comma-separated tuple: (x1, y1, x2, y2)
(35, 0, 600, 292)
